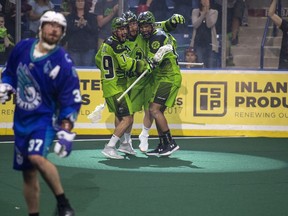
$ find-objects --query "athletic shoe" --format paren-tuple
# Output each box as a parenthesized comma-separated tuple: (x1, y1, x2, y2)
(159, 140, 179, 156)
(118, 142, 136, 155)
(146, 143, 164, 156)
(55, 204, 75, 216)
(102, 145, 124, 159)
(138, 134, 149, 152)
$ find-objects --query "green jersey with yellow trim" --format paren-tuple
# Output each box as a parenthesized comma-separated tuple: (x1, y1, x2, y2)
(156, 20, 179, 54)
(95, 36, 138, 98)
(146, 29, 181, 86)
(125, 35, 146, 62)
(155, 19, 176, 33)
(124, 34, 153, 89)
(124, 19, 177, 89)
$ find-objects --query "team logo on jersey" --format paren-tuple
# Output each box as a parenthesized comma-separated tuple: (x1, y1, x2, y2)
(65, 53, 72, 63)
(16, 63, 42, 111)
(29, 63, 34, 70)
(15, 146, 23, 165)
(102, 46, 107, 53)
(116, 44, 123, 50)
(151, 41, 160, 50)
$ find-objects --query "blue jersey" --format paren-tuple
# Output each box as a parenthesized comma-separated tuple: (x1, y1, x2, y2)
(1, 38, 82, 135)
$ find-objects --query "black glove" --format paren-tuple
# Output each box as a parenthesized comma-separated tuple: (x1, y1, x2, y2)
(146, 58, 156, 69)
(126, 70, 135, 78)
(116, 69, 126, 79)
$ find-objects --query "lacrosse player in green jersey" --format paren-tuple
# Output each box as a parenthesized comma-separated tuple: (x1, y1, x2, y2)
(138, 11, 182, 157)
(121, 10, 185, 153)
(95, 17, 149, 159)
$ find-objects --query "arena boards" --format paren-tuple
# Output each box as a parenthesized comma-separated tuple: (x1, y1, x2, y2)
(2, 69, 288, 137)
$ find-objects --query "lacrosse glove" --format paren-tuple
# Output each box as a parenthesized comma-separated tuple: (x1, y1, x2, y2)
(135, 60, 148, 76)
(0, 83, 14, 103)
(170, 14, 185, 25)
(54, 130, 76, 157)
(116, 69, 126, 79)
(146, 58, 156, 69)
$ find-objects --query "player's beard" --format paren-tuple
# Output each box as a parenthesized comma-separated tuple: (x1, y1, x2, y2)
(39, 30, 61, 50)
(140, 31, 151, 39)
(128, 25, 138, 38)
(117, 33, 127, 43)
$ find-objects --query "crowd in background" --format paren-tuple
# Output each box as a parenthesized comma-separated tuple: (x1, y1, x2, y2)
(0, 0, 248, 68)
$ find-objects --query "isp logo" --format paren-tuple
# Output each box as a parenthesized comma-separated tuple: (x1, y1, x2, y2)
(194, 81, 227, 116)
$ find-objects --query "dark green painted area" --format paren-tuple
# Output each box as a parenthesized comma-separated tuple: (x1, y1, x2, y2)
(1, 137, 288, 216)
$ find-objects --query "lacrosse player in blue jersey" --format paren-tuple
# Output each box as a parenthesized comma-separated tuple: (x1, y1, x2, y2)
(0, 11, 81, 216)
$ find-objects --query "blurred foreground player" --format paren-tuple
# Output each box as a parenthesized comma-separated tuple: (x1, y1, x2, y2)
(0, 11, 81, 216)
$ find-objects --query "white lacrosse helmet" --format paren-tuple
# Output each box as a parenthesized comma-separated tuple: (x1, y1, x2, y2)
(39, 11, 67, 36)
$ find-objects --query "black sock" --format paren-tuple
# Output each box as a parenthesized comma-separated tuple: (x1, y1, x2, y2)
(29, 213, 39, 216)
(56, 194, 69, 206)
(159, 135, 165, 145)
(163, 130, 172, 144)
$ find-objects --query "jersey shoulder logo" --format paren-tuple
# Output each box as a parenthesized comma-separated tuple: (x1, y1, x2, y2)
(151, 41, 160, 50)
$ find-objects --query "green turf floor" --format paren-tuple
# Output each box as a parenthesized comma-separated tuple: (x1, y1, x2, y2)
(1, 137, 288, 216)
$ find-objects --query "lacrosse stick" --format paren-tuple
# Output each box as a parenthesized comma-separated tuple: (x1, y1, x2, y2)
(117, 69, 149, 102)
(178, 62, 204, 67)
(117, 44, 173, 102)
(87, 102, 105, 123)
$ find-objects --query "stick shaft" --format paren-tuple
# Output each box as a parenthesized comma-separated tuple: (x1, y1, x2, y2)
(178, 62, 204, 66)
(117, 69, 149, 102)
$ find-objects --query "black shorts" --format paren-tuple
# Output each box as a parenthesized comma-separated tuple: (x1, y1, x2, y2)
(233, 0, 245, 20)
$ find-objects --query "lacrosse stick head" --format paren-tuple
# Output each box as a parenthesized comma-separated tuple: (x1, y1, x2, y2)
(152, 44, 173, 63)
(87, 103, 105, 123)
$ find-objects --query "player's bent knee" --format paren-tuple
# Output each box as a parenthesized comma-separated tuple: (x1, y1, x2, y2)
(28, 155, 47, 167)
(122, 116, 133, 126)
(149, 108, 160, 119)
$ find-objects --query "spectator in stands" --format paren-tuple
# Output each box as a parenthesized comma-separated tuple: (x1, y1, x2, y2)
(182, 47, 199, 69)
(0, 0, 32, 40)
(231, 0, 245, 45)
(0, 12, 13, 65)
(89, 0, 97, 13)
(212, 0, 236, 66)
(241, 0, 248, 26)
(190, 0, 218, 68)
(0, 0, 14, 39)
(28, 0, 54, 37)
(138, 0, 168, 21)
(94, 0, 127, 49)
(268, 0, 288, 69)
(136, 0, 149, 15)
(60, 0, 72, 15)
(65, 0, 98, 66)
(213, 0, 244, 46)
